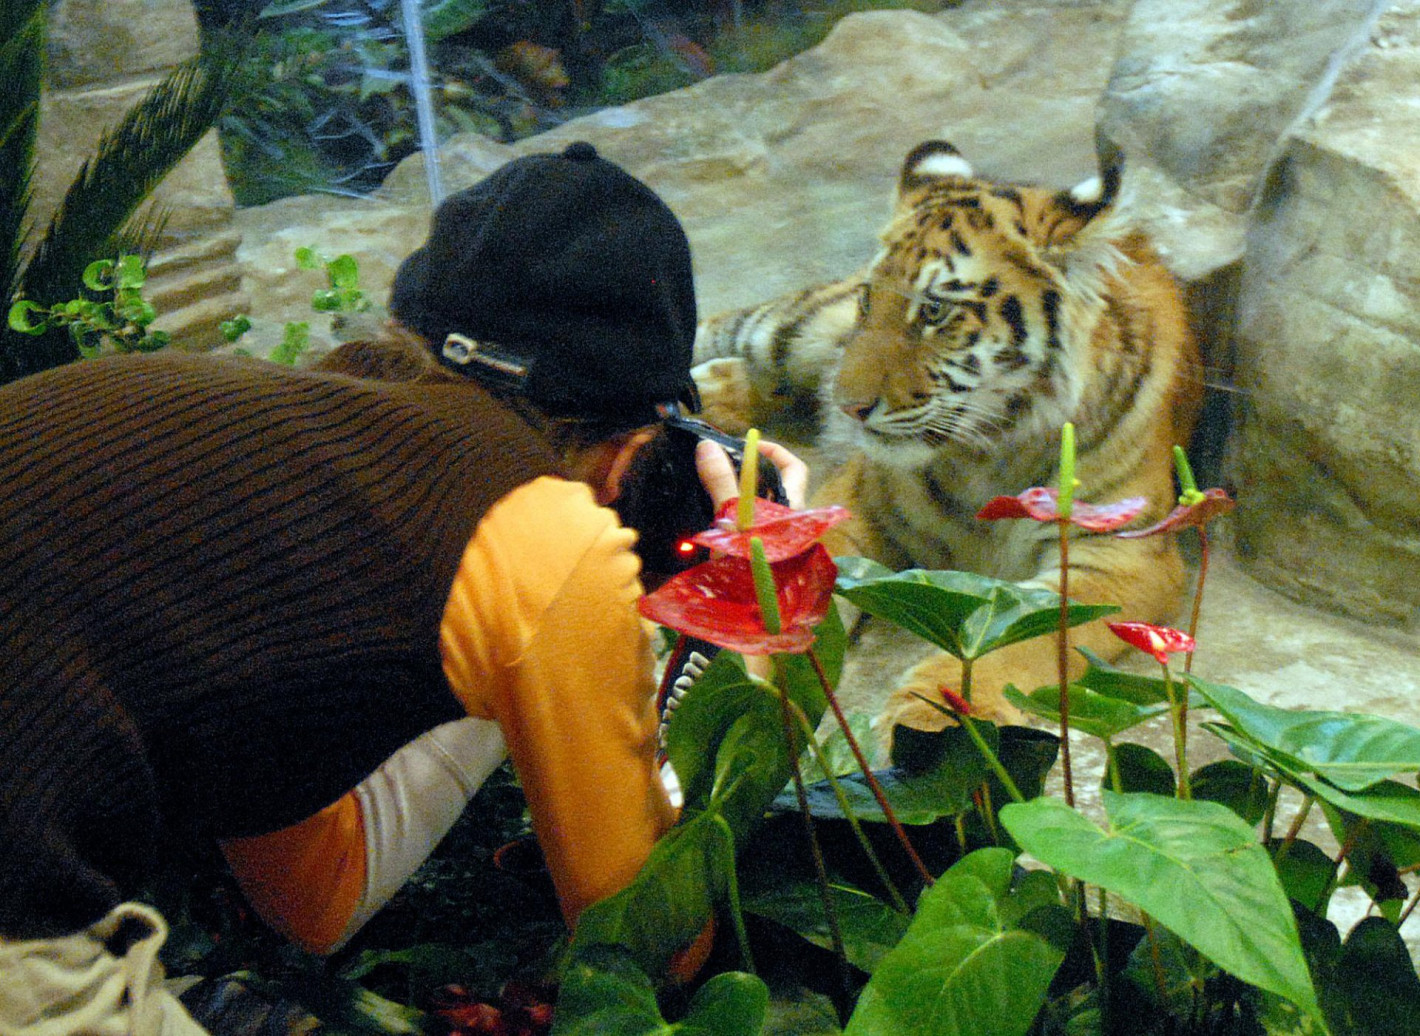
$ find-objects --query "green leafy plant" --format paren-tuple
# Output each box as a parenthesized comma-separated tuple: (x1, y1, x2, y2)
(150, 397, 1420, 1033)
(548, 423, 1420, 1036)
(7, 254, 170, 357)
(298, 245, 370, 314)
(0, 0, 237, 383)
(223, 246, 369, 365)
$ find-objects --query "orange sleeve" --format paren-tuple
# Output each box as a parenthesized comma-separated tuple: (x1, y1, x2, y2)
(219, 793, 366, 955)
(441, 477, 676, 926)
(219, 477, 676, 953)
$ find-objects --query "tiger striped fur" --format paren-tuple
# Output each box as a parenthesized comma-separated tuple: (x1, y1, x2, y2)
(692, 140, 1203, 739)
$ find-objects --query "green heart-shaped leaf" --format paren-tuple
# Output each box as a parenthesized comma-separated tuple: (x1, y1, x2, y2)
(844, 849, 1069, 1036)
(834, 559, 1115, 661)
(1005, 682, 1170, 740)
(1001, 792, 1320, 1022)
(1191, 675, 1420, 792)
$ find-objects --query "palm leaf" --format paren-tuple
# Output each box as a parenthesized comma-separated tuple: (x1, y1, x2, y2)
(21, 45, 239, 311)
(2, 40, 241, 381)
(0, 0, 44, 309)
(421, 0, 491, 43)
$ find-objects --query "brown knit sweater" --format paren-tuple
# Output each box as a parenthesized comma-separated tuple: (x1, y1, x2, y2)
(0, 351, 559, 938)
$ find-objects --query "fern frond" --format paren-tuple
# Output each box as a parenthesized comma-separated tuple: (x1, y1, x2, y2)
(2, 41, 242, 381)
(0, 0, 44, 307)
(20, 46, 240, 313)
(111, 207, 175, 265)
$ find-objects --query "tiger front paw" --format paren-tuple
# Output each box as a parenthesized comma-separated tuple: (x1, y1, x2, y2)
(877, 652, 1028, 743)
(689, 357, 755, 435)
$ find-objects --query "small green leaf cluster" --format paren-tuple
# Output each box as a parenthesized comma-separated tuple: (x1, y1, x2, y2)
(17, 243, 365, 371)
(7, 256, 170, 358)
(296, 246, 369, 315)
(222, 246, 366, 366)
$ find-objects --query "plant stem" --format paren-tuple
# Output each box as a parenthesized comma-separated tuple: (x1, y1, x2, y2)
(1273, 794, 1315, 866)
(1161, 662, 1190, 800)
(790, 702, 910, 913)
(1057, 522, 1076, 808)
(1095, 885, 1111, 1035)
(1322, 818, 1371, 907)
(1183, 529, 1210, 678)
(808, 647, 934, 886)
(959, 708, 1026, 804)
(1261, 777, 1281, 845)
(1071, 877, 1096, 1002)
(1105, 738, 1123, 794)
(774, 674, 852, 1008)
(911, 691, 1026, 804)
(978, 782, 1000, 846)
(961, 658, 974, 705)
(711, 812, 758, 974)
(1144, 914, 1170, 1007)
(1398, 882, 1420, 927)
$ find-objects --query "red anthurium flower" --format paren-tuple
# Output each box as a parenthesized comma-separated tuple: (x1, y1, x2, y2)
(976, 486, 1147, 532)
(639, 543, 838, 654)
(694, 497, 851, 562)
(1116, 487, 1236, 539)
(1107, 621, 1196, 665)
(432, 982, 553, 1036)
(939, 686, 972, 715)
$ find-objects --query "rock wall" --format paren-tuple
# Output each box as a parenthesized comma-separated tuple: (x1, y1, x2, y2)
(229, 0, 1420, 627)
(36, 0, 248, 350)
(1229, 2, 1420, 626)
(1098, 0, 1385, 279)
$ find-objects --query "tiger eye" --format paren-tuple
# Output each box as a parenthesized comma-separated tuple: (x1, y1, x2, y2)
(919, 298, 947, 325)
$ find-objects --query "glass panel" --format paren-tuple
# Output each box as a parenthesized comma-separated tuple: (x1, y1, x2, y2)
(9, 0, 1420, 1017)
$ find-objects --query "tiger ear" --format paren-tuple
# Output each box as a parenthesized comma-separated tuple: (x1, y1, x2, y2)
(897, 140, 973, 198)
(1044, 134, 1125, 247)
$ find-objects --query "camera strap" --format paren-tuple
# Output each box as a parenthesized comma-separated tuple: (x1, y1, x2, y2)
(655, 634, 720, 763)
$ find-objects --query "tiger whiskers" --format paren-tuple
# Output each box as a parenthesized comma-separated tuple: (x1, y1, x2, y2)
(925, 398, 1008, 451)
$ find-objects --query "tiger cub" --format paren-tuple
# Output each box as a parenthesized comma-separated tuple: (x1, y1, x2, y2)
(692, 140, 1202, 739)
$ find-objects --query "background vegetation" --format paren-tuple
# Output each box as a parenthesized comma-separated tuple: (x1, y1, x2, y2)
(195, 0, 956, 205)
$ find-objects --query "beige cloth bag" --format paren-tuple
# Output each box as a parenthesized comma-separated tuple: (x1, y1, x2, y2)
(0, 903, 208, 1036)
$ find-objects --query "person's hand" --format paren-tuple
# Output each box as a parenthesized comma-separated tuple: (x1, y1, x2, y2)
(694, 437, 809, 512)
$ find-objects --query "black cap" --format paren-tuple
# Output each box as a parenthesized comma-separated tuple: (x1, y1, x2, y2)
(389, 142, 698, 425)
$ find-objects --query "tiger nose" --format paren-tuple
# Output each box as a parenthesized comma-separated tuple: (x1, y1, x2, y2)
(840, 399, 877, 423)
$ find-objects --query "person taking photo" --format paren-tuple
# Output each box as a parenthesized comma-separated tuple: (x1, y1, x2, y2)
(0, 141, 806, 1034)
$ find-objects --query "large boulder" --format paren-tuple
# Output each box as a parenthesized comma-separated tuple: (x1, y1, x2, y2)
(1228, 2, 1420, 626)
(45, 0, 202, 89)
(1099, 0, 1385, 279)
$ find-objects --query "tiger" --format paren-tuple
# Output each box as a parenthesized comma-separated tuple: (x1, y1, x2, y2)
(691, 138, 1203, 741)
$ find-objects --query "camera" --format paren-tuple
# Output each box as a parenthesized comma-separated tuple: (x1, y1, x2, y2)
(614, 414, 787, 583)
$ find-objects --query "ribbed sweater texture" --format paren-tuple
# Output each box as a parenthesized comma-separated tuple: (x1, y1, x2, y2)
(0, 352, 558, 937)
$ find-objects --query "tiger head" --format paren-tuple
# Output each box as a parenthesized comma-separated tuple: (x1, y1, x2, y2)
(832, 140, 1131, 468)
